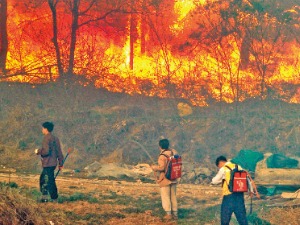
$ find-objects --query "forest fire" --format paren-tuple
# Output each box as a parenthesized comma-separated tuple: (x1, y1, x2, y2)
(0, 0, 299, 105)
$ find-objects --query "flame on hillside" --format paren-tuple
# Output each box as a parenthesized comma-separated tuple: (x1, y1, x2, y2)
(2, 0, 300, 106)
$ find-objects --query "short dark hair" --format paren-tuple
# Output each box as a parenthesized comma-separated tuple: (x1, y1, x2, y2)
(159, 139, 169, 150)
(42, 122, 54, 132)
(215, 156, 227, 166)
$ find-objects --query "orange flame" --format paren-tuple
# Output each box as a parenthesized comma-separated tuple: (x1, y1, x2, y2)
(3, 0, 300, 105)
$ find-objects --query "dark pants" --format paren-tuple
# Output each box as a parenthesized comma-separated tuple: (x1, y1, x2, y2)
(221, 193, 248, 225)
(39, 166, 58, 200)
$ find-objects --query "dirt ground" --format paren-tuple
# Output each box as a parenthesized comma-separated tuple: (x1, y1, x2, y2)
(0, 173, 299, 225)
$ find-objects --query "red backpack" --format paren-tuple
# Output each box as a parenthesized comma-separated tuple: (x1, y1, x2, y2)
(225, 164, 248, 193)
(160, 150, 182, 180)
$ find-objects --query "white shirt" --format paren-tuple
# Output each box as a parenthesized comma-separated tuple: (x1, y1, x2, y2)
(211, 162, 231, 185)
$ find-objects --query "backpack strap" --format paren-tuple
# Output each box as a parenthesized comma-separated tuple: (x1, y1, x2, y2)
(225, 165, 232, 171)
(223, 164, 237, 188)
(222, 165, 231, 187)
(160, 153, 169, 158)
(159, 149, 173, 158)
(159, 150, 172, 173)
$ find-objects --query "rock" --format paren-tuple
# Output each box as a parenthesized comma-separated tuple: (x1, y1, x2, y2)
(85, 162, 138, 179)
(132, 164, 152, 176)
(185, 167, 212, 181)
(61, 168, 76, 176)
(177, 102, 193, 117)
(179, 162, 214, 184)
(255, 153, 300, 186)
(84, 161, 101, 173)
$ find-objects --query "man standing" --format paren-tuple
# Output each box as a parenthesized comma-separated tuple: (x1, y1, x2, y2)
(211, 156, 248, 225)
(151, 139, 178, 221)
(35, 122, 64, 202)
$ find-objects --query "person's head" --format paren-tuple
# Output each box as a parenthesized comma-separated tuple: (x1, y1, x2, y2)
(215, 156, 227, 168)
(42, 122, 54, 134)
(159, 139, 169, 150)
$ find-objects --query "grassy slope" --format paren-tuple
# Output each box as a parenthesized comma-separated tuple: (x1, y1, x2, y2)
(0, 81, 299, 173)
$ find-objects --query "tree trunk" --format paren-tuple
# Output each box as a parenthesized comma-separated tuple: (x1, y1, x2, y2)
(68, 0, 79, 75)
(130, 13, 134, 70)
(0, 0, 8, 74)
(261, 66, 266, 100)
(129, 0, 139, 70)
(48, 0, 64, 77)
(239, 31, 250, 70)
(140, 0, 146, 54)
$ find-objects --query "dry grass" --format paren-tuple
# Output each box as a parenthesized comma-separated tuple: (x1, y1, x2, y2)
(0, 176, 299, 225)
(0, 184, 47, 225)
(260, 207, 300, 225)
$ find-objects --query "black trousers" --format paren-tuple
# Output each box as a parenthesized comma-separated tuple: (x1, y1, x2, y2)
(39, 166, 58, 200)
(221, 193, 248, 225)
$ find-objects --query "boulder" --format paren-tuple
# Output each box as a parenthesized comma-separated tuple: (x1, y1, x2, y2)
(95, 163, 137, 178)
(185, 168, 209, 180)
(84, 162, 139, 179)
(132, 164, 152, 176)
(255, 153, 300, 186)
(180, 162, 213, 184)
(177, 102, 193, 117)
(84, 161, 101, 174)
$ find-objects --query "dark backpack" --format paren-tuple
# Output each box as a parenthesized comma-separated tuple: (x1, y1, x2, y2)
(225, 164, 248, 193)
(160, 150, 182, 180)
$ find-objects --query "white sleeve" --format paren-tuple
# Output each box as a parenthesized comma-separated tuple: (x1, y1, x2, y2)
(211, 168, 224, 185)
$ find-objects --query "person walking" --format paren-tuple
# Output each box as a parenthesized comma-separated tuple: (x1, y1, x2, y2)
(151, 139, 179, 221)
(211, 156, 248, 225)
(35, 122, 64, 202)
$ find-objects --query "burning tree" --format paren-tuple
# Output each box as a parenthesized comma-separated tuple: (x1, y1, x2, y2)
(234, 0, 300, 100)
(47, 0, 128, 78)
(183, 0, 300, 103)
(0, 0, 299, 105)
(0, 0, 8, 74)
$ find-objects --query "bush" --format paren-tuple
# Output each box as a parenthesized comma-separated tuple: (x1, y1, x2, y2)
(0, 185, 47, 224)
(0, 181, 18, 188)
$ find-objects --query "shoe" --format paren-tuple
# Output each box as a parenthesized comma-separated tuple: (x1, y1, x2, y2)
(164, 214, 172, 221)
(50, 199, 58, 203)
(172, 215, 178, 220)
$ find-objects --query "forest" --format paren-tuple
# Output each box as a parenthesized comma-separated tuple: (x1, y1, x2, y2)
(0, 0, 299, 106)
(0, 2, 300, 223)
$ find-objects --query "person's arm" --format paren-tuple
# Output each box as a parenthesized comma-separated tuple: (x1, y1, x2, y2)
(56, 138, 64, 168)
(211, 167, 224, 185)
(151, 155, 166, 172)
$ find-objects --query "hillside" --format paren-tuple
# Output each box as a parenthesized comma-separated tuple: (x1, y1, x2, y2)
(0, 81, 299, 174)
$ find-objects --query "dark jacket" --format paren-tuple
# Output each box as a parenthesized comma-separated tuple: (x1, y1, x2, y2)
(37, 133, 64, 168)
